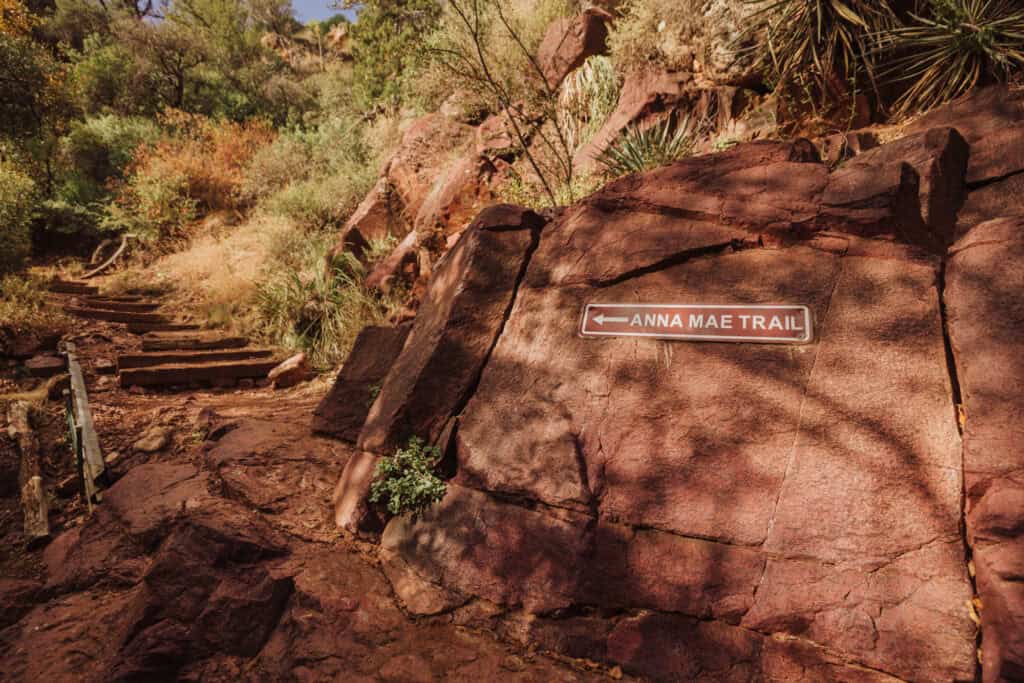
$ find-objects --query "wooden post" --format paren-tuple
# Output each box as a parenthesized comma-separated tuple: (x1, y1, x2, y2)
(7, 401, 50, 546)
(64, 343, 105, 488)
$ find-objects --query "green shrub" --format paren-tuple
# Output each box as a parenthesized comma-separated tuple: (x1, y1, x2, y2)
(369, 436, 447, 516)
(257, 115, 379, 229)
(881, 0, 1024, 116)
(240, 133, 313, 202)
(104, 160, 197, 239)
(61, 114, 160, 203)
(69, 34, 162, 116)
(0, 162, 36, 275)
(596, 116, 700, 178)
(263, 170, 370, 230)
(36, 199, 104, 242)
(346, 0, 442, 109)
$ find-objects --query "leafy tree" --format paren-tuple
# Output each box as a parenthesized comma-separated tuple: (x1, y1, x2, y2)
(340, 0, 441, 108)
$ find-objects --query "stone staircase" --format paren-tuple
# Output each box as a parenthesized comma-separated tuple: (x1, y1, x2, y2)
(48, 279, 281, 390)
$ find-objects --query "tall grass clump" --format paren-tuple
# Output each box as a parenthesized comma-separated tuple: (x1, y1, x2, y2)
(245, 112, 387, 230)
(881, 0, 1024, 116)
(0, 161, 36, 276)
(596, 115, 700, 178)
(254, 232, 395, 369)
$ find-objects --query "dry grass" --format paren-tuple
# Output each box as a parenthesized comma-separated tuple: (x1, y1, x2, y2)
(113, 213, 294, 326)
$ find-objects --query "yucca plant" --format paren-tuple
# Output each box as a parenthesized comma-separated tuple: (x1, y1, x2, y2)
(880, 0, 1024, 116)
(596, 116, 699, 178)
(749, 0, 897, 108)
(558, 55, 622, 153)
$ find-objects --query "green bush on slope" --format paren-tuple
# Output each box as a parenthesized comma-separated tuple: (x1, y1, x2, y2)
(0, 161, 37, 276)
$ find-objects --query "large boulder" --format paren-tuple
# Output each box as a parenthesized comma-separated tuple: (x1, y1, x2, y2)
(357, 205, 546, 454)
(377, 141, 979, 680)
(536, 8, 612, 90)
(329, 114, 476, 264)
(946, 216, 1024, 682)
(343, 178, 402, 244)
(313, 323, 412, 442)
(364, 230, 420, 294)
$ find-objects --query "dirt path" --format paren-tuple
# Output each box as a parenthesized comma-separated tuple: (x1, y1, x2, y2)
(0, 309, 615, 682)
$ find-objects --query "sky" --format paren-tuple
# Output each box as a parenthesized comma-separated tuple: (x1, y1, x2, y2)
(291, 0, 356, 23)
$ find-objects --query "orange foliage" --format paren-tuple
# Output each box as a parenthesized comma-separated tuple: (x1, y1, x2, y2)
(109, 111, 276, 241)
(141, 110, 276, 213)
(0, 0, 37, 37)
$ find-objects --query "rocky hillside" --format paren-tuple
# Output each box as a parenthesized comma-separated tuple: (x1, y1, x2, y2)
(317, 85, 1024, 682)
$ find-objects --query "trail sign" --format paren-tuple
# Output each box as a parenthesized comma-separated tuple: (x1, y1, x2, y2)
(580, 304, 813, 344)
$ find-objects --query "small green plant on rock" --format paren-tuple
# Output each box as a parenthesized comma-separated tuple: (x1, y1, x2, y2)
(369, 437, 446, 516)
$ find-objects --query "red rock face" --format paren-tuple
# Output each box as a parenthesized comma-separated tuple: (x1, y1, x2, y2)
(375, 138, 989, 680)
(414, 154, 499, 237)
(357, 205, 546, 455)
(947, 217, 1024, 682)
(386, 114, 477, 224)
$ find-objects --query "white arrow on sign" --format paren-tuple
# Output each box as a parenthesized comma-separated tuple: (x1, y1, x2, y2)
(593, 313, 629, 325)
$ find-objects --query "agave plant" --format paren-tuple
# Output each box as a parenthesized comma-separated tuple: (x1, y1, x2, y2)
(596, 116, 699, 178)
(750, 0, 897, 105)
(880, 0, 1024, 116)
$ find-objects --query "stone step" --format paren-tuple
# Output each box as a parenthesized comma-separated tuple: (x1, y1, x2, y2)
(119, 358, 279, 388)
(141, 332, 249, 352)
(126, 322, 201, 335)
(81, 298, 162, 313)
(49, 280, 99, 295)
(65, 306, 169, 325)
(117, 348, 275, 370)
